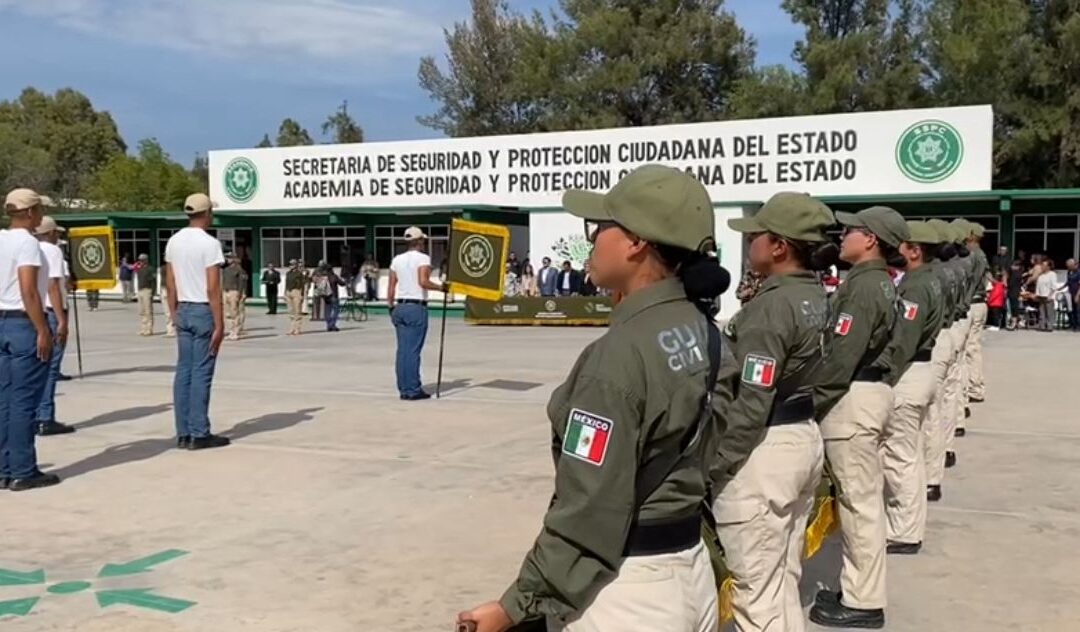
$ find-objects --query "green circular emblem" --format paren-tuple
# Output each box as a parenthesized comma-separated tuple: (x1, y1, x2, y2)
(458, 234, 495, 279)
(895, 120, 964, 183)
(78, 238, 106, 274)
(224, 157, 258, 203)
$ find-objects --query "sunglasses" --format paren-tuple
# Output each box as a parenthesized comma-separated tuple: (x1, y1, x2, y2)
(842, 226, 874, 239)
(585, 220, 621, 244)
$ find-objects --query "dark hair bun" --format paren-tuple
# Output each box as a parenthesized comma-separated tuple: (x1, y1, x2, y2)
(938, 243, 957, 261)
(956, 244, 970, 258)
(809, 242, 841, 272)
(681, 255, 730, 300)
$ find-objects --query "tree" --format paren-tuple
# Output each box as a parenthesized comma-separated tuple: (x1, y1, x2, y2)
(90, 139, 200, 211)
(782, 0, 927, 112)
(256, 133, 273, 148)
(276, 118, 313, 146)
(0, 87, 126, 203)
(727, 66, 808, 119)
(191, 153, 209, 190)
(322, 101, 364, 144)
(418, 0, 552, 136)
(0, 124, 55, 193)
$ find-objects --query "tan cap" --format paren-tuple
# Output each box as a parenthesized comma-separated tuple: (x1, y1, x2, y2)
(35, 216, 66, 235)
(905, 221, 939, 244)
(563, 165, 715, 252)
(836, 206, 910, 248)
(402, 226, 427, 240)
(729, 192, 835, 243)
(948, 218, 971, 244)
(183, 193, 214, 214)
(5, 188, 42, 212)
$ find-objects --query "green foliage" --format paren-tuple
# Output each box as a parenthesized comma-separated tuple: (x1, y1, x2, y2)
(276, 118, 313, 147)
(322, 102, 365, 144)
(89, 139, 200, 211)
(256, 133, 273, 148)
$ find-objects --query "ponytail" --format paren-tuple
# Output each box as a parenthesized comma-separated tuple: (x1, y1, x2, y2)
(880, 242, 908, 270)
(655, 245, 731, 318)
(787, 238, 840, 272)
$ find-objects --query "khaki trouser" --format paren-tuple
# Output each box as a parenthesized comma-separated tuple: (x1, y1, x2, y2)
(820, 381, 893, 610)
(965, 302, 988, 401)
(137, 288, 154, 335)
(946, 318, 970, 445)
(224, 290, 245, 339)
(883, 361, 936, 545)
(925, 329, 955, 486)
(286, 289, 305, 334)
(713, 421, 824, 632)
(550, 541, 717, 632)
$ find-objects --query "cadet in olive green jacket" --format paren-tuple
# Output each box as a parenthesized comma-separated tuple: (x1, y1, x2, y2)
(881, 221, 946, 556)
(963, 222, 991, 403)
(710, 192, 835, 632)
(923, 219, 960, 501)
(943, 222, 973, 464)
(810, 207, 908, 630)
(458, 165, 729, 632)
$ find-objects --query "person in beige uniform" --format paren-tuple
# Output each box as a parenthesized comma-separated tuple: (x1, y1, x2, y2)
(923, 219, 959, 502)
(881, 222, 946, 555)
(711, 193, 836, 632)
(810, 207, 908, 629)
(221, 253, 248, 341)
(943, 222, 973, 468)
(135, 254, 156, 336)
(284, 260, 306, 336)
(962, 222, 990, 405)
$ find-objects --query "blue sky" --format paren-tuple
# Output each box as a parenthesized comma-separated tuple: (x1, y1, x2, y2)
(0, 1, 800, 167)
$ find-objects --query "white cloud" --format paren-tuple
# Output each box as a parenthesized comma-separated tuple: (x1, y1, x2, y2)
(0, 0, 447, 60)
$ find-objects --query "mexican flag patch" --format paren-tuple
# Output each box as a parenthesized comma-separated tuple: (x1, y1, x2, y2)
(742, 354, 777, 388)
(563, 409, 612, 466)
(903, 300, 919, 321)
(835, 313, 854, 336)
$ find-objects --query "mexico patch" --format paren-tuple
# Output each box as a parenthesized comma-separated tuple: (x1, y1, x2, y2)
(563, 409, 612, 466)
(903, 300, 919, 321)
(834, 313, 854, 336)
(742, 354, 777, 388)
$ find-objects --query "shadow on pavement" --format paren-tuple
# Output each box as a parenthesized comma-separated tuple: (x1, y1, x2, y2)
(53, 438, 176, 479)
(422, 378, 472, 395)
(222, 407, 324, 441)
(74, 403, 173, 430)
(80, 365, 174, 379)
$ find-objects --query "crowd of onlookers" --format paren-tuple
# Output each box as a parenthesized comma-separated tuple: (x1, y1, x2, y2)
(501, 252, 606, 298)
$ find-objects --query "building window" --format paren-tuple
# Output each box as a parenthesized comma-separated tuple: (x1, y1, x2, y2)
(115, 229, 150, 262)
(1013, 214, 1080, 268)
(374, 224, 449, 268)
(259, 226, 365, 270)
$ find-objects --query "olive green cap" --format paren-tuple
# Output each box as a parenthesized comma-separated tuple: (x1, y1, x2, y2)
(969, 221, 986, 238)
(563, 164, 715, 252)
(905, 221, 939, 244)
(728, 192, 835, 242)
(926, 219, 953, 244)
(835, 206, 910, 248)
(950, 218, 972, 243)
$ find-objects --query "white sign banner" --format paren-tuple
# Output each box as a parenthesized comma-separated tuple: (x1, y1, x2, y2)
(209, 105, 992, 211)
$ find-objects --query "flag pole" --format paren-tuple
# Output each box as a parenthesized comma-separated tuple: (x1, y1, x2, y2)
(70, 287, 84, 378)
(435, 230, 456, 399)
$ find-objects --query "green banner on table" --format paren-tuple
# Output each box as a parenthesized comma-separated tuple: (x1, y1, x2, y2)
(448, 218, 510, 301)
(67, 226, 117, 291)
(465, 296, 613, 325)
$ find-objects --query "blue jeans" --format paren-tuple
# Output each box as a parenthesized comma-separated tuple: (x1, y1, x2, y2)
(0, 315, 48, 478)
(325, 299, 340, 331)
(35, 311, 65, 422)
(391, 303, 428, 397)
(173, 303, 218, 439)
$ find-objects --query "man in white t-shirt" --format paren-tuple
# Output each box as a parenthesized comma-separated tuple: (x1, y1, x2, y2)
(387, 226, 446, 400)
(1035, 260, 1058, 332)
(34, 216, 74, 436)
(165, 193, 229, 450)
(0, 188, 60, 491)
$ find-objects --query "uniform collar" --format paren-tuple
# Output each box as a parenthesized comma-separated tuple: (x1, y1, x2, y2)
(904, 263, 934, 279)
(845, 259, 886, 281)
(757, 270, 818, 295)
(611, 277, 687, 326)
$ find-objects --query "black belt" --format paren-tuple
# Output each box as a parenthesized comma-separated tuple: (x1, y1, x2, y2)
(853, 366, 884, 382)
(623, 513, 700, 557)
(179, 301, 209, 305)
(768, 394, 815, 427)
(0, 310, 28, 318)
(913, 349, 932, 362)
(397, 299, 427, 306)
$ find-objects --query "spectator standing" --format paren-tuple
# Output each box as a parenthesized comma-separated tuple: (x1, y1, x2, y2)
(987, 273, 1006, 331)
(536, 257, 558, 297)
(119, 254, 135, 302)
(992, 246, 1010, 276)
(1006, 260, 1023, 330)
(360, 254, 379, 301)
(507, 251, 522, 276)
(261, 263, 281, 315)
(136, 253, 156, 336)
(1035, 259, 1057, 331)
(556, 260, 581, 296)
(86, 289, 100, 312)
(1, 188, 60, 490)
(520, 263, 538, 297)
(34, 215, 74, 437)
(1063, 258, 1080, 331)
(222, 253, 248, 341)
(165, 193, 229, 450)
(309, 264, 325, 322)
(580, 261, 598, 296)
(284, 259, 306, 336)
(387, 226, 445, 401)
(503, 263, 520, 297)
(319, 262, 344, 332)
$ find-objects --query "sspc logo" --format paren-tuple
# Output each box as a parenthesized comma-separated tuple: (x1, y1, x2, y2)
(78, 239, 106, 274)
(458, 234, 495, 279)
(895, 120, 963, 184)
(223, 157, 258, 203)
